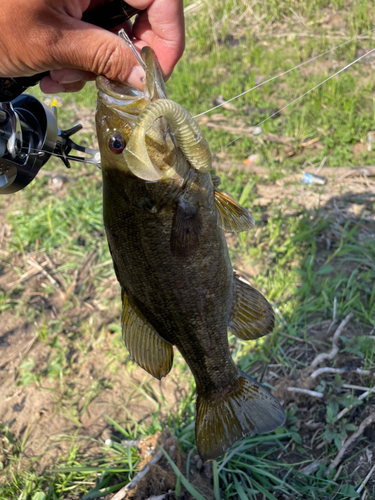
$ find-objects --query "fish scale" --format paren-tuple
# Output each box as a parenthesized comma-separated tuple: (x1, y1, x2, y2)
(96, 46, 285, 461)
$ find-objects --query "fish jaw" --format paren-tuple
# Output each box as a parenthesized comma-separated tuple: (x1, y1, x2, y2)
(95, 46, 170, 177)
(96, 79, 189, 190)
(95, 77, 150, 175)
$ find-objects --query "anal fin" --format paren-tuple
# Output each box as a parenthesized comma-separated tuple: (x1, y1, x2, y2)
(121, 289, 173, 380)
(196, 370, 285, 461)
(214, 188, 254, 233)
(229, 274, 274, 340)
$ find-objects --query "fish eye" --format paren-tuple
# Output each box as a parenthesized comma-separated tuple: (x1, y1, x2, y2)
(108, 133, 126, 154)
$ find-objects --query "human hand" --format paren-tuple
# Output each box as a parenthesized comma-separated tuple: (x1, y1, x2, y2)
(0, 0, 185, 93)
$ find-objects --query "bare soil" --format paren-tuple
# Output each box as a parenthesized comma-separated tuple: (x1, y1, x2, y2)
(1, 169, 375, 498)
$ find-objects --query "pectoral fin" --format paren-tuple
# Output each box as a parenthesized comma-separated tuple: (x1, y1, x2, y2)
(214, 189, 254, 233)
(121, 289, 173, 380)
(229, 274, 274, 340)
(170, 203, 202, 257)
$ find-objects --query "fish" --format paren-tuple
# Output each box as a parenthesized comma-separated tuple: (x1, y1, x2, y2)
(95, 46, 285, 462)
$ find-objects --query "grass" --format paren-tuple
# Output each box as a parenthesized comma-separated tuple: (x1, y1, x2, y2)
(1, 0, 375, 499)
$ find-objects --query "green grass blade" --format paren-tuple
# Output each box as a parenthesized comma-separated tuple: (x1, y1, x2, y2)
(212, 460, 220, 500)
(158, 446, 207, 500)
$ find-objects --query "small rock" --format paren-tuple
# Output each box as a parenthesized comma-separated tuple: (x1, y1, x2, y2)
(195, 457, 203, 470)
(168, 444, 176, 460)
(203, 462, 212, 479)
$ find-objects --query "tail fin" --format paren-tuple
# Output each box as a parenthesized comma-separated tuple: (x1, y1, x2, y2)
(196, 371, 285, 462)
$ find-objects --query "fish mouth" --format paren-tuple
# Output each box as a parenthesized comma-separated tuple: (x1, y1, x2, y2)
(96, 76, 148, 106)
(96, 76, 152, 132)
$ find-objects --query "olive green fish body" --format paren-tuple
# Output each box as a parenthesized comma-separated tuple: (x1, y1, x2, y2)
(96, 47, 285, 461)
(103, 169, 237, 397)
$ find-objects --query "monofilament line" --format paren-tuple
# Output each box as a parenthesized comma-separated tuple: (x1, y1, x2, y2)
(216, 46, 375, 154)
(118, 29, 147, 70)
(194, 27, 375, 119)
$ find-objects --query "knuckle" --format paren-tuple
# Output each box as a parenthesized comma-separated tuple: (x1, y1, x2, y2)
(93, 41, 125, 80)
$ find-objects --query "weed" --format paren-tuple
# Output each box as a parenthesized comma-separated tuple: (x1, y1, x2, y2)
(1, 0, 375, 498)
(322, 406, 357, 451)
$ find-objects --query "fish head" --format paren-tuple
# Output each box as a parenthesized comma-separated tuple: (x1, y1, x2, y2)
(96, 47, 184, 182)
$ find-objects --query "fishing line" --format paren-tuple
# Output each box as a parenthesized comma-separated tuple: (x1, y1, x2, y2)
(21, 147, 101, 168)
(215, 46, 375, 154)
(194, 27, 375, 118)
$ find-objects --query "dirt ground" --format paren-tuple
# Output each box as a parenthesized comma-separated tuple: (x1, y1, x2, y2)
(1, 166, 375, 498)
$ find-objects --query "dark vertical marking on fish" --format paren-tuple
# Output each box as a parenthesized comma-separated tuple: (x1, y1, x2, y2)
(170, 203, 202, 257)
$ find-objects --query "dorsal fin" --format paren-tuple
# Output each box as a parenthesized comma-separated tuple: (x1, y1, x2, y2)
(229, 274, 274, 340)
(214, 188, 254, 233)
(121, 289, 173, 379)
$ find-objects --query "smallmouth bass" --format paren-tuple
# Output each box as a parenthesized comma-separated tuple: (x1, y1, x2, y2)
(95, 47, 285, 461)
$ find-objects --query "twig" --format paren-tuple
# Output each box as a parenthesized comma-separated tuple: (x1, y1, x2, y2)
(281, 332, 312, 343)
(26, 257, 58, 287)
(336, 387, 375, 421)
(287, 387, 324, 398)
(326, 411, 375, 476)
(276, 438, 293, 460)
(1, 334, 38, 368)
(333, 464, 343, 482)
(311, 367, 374, 379)
(6, 267, 40, 289)
(4, 388, 22, 401)
(357, 463, 375, 494)
(327, 296, 337, 334)
(110, 450, 163, 500)
(311, 313, 353, 368)
(342, 384, 373, 391)
(301, 459, 325, 475)
(271, 303, 288, 326)
(121, 440, 140, 448)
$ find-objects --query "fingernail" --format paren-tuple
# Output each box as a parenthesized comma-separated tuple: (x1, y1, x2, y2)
(127, 65, 146, 90)
(58, 73, 82, 84)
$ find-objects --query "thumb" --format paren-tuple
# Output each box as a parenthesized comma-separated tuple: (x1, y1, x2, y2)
(51, 19, 146, 88)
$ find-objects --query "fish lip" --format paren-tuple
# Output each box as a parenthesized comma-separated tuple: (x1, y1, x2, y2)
(96, 76, 145, 102)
